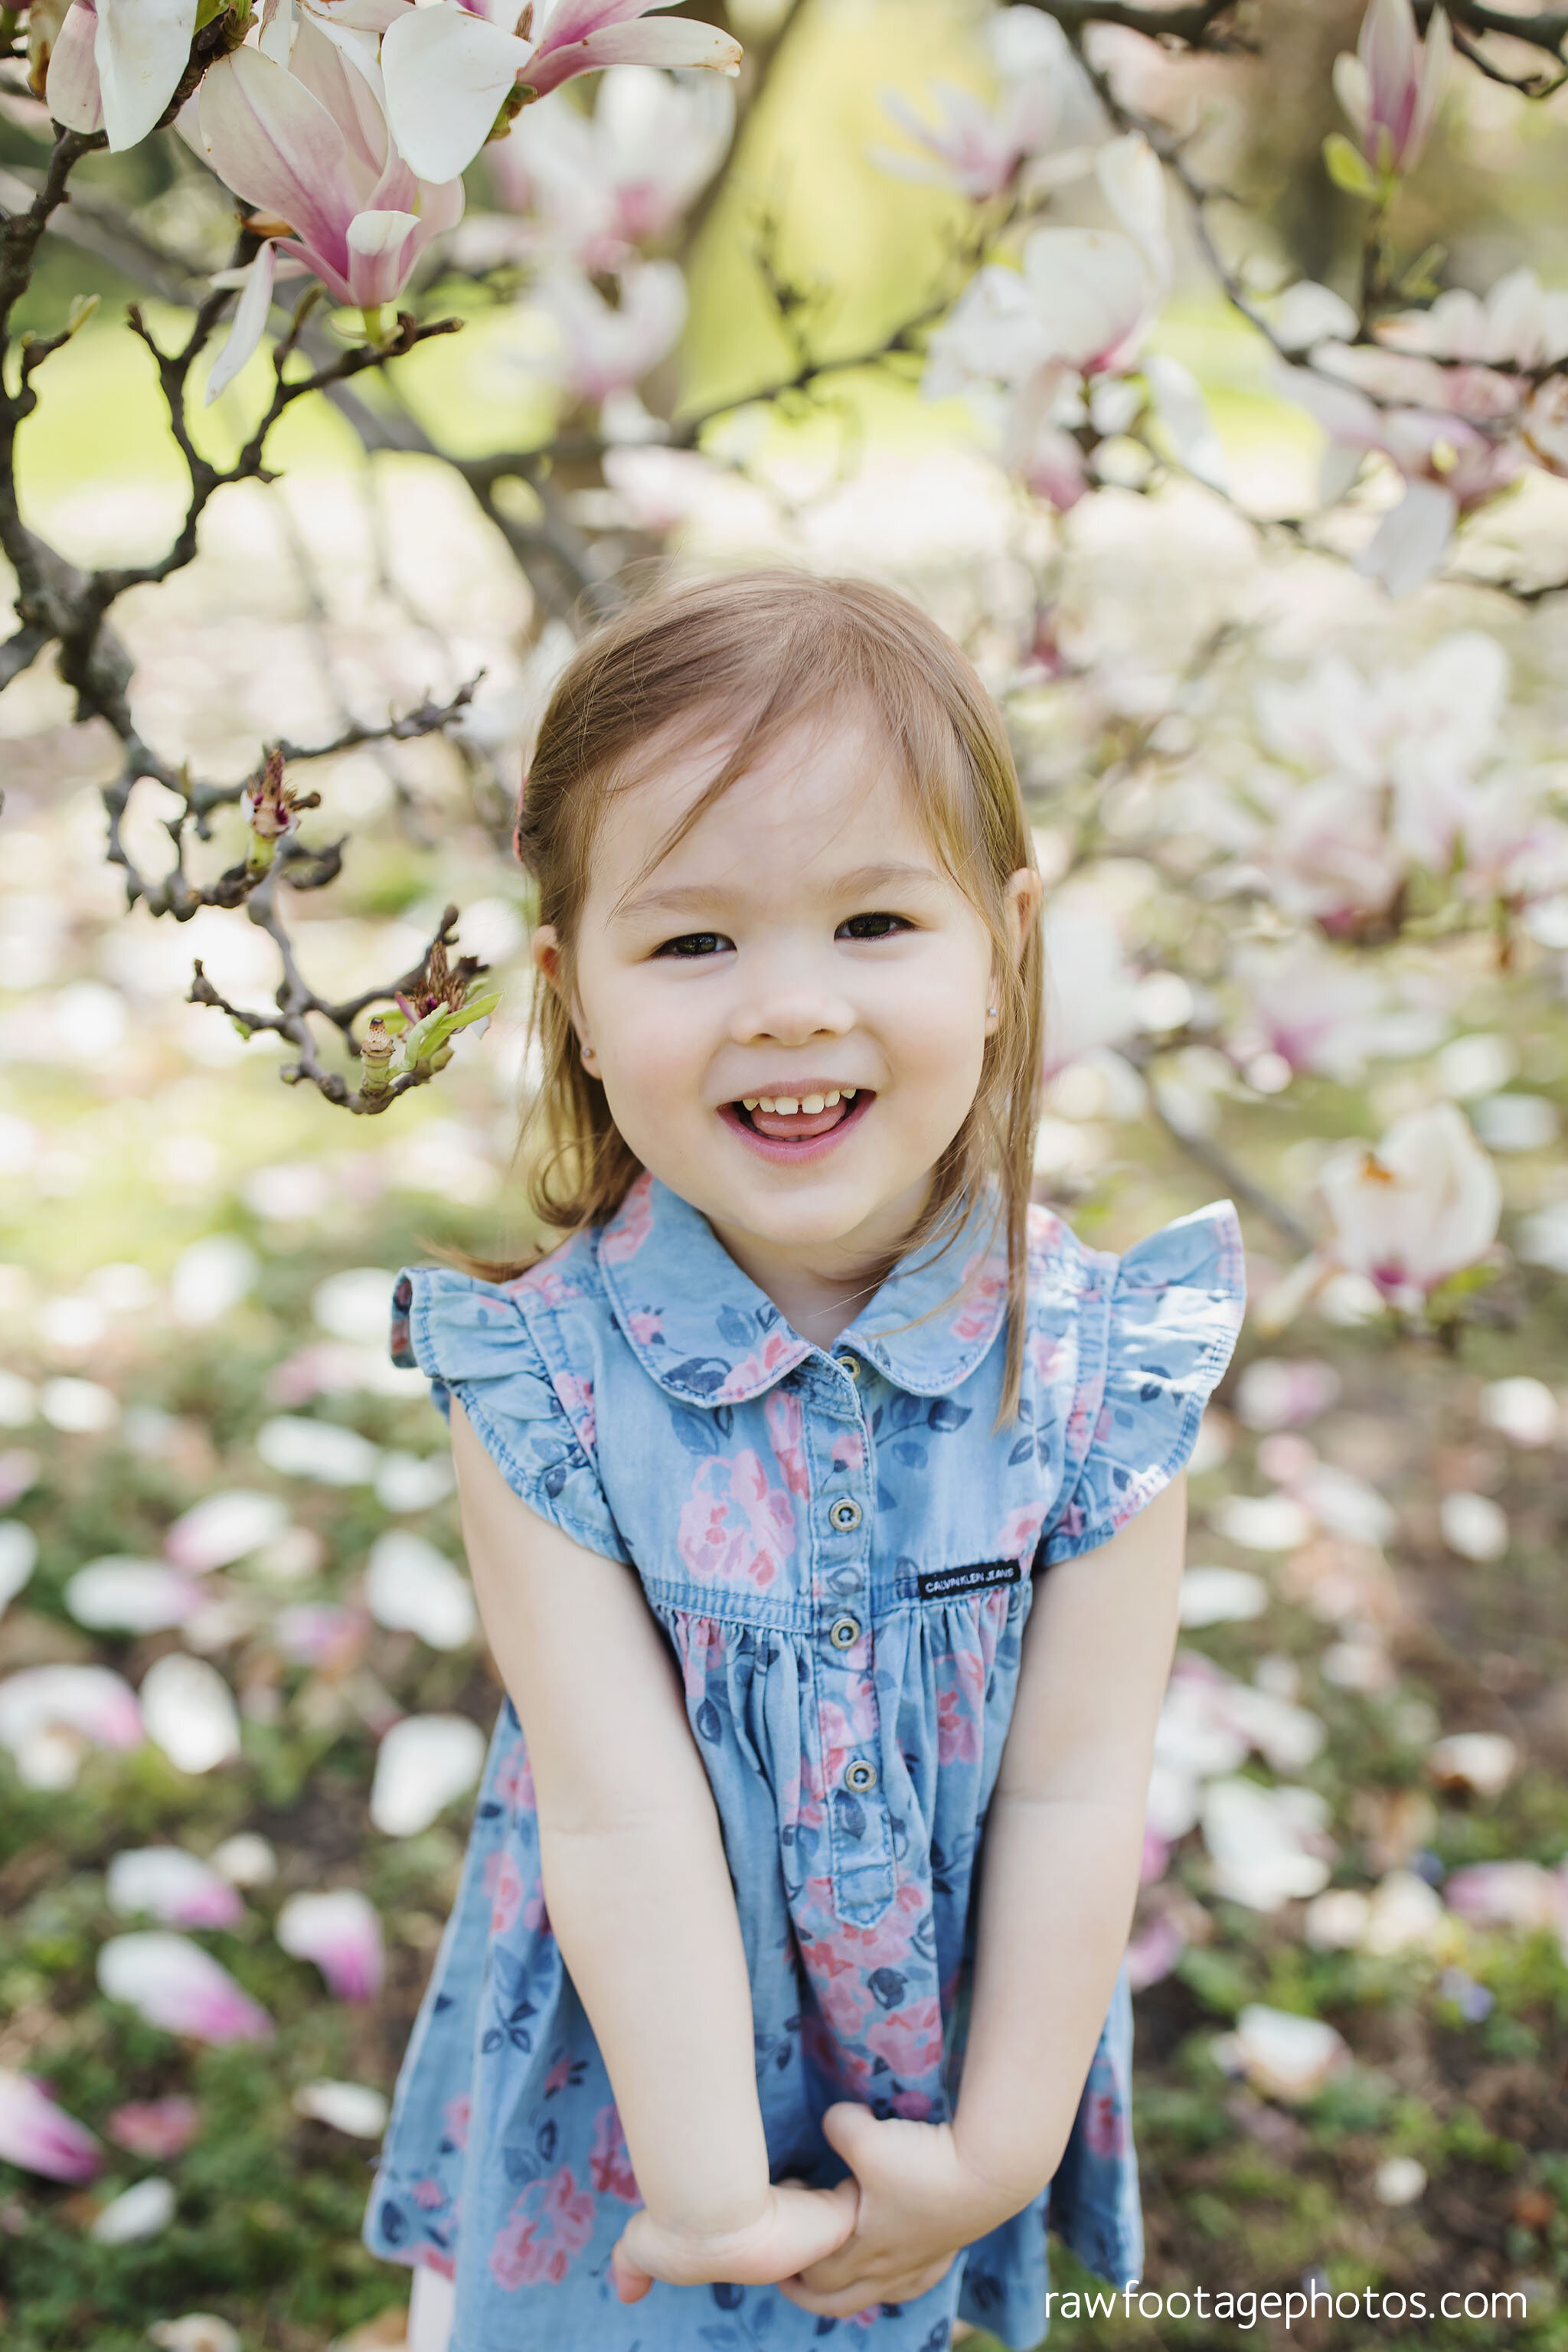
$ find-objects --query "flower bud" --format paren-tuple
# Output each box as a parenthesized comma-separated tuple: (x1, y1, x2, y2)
(358, 1017, 396, 1096)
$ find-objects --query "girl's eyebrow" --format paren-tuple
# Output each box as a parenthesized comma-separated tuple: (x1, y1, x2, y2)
(611, 858, 942, 926)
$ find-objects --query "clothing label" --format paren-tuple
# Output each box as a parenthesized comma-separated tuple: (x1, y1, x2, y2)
(916, 1559, 1021, 1599)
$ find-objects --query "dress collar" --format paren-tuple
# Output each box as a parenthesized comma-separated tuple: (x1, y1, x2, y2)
(596, 1170, 1010, 1406)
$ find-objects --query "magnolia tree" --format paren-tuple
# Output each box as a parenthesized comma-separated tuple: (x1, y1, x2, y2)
(2, 0, 1567, 1340)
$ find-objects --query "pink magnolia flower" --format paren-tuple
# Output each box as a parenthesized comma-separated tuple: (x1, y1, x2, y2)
(1320, 1102, 1501, 1312)
(275, 1887, 386, 2001)
(1333, 0, 1451, 179)
(1228, 939, 1388, 1080)
(921, 135, 1217, 509)
(872, 8, 1070, 202)
(527, 258, 686, 406)
(97, 1932, 275, 2044)
(1276, 358, 1519, 596)
(106, 2096, 203, 2160)
(483, 64, 733, 273)
(0, 2070, 103, 2184)
(191, 35, 465, 403)
(1377, 266, 1568, 373)
(382, 1, 743, 188)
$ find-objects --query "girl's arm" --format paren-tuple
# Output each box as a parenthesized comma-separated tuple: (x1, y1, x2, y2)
(781, 1474, 1187, 2321)
(447, 1399, 856, 2294)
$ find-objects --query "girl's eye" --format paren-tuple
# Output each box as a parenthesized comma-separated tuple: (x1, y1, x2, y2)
(654, 931, 730, 959)
(838, 912, 910, 940)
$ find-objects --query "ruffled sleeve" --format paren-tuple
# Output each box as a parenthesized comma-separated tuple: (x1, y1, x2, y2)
(1039, 1200, 1246, 1566)
(390, 1266, 631, 1566)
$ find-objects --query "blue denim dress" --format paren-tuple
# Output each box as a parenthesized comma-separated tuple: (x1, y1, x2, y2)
(362, 1172, 1245, 2350)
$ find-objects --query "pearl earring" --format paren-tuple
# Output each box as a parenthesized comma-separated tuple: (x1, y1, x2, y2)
(580, 1040, 594, 1063)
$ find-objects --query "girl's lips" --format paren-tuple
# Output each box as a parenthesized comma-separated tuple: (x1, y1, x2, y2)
(717, 1089, 875, 1163)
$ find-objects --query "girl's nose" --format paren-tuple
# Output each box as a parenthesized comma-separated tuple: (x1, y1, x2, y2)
(727, 970, 857, 1049)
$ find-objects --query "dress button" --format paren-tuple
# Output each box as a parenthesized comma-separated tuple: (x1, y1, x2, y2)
(828, 1497, 863, 1533)
(828, 1614, 861, 1651)
(835, 1351, 861, 1383)
(844, 1759, 877, 1793)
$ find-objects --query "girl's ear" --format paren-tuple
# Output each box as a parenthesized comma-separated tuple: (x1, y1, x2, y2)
(532, 923, 596, 1063)
(987, 869, 1044, 1025)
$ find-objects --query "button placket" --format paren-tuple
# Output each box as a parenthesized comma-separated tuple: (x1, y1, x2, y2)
(811, 1358, 891, 1920)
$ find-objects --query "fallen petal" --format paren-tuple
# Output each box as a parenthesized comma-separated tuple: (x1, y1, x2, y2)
(364, 1530, 477, 1650)
(65, 1558, 204, 1634)
(370, 1713, 486, 1836)
(164, 1489, 290, 1572)
(91, 2174, 178, 2243)
(275, 1888, 384, 2001)
(106, 1847, 246, 1929)
(292, 2078, 390, 2138)
(98, 1932, 274, 2044)
(106, 2096, 203, 2159)
(0, 2069, 103, 2183)
(139, 1653, 242, 1775)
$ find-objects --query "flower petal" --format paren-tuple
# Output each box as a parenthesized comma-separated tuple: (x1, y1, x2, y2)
(97, 1932, 274, 2044)
(276, 1888, 385, 2001)
(0, 2070, 103, 2184)
(1355, 474, 1457, 597)
(95, 0, 197, 152)
(194, 44, 359, 270)
(345, 207, 420, 309)
(205, 238, 279, 408)
(381, 2, 532, 184)
(44, 0, 106, 134)
(527, 16, 741, 99)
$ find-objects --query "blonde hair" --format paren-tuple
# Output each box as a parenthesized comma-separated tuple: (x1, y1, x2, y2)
(438, 569, 1044, 1426)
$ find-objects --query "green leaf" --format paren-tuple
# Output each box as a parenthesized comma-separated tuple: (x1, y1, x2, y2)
(229, 1017, 253, 1042)
(1323, 132, 1378, 200)
(444, 989, 501, 1034)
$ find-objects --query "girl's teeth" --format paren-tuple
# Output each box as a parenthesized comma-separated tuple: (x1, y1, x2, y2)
(737, 1088, 859, 1114)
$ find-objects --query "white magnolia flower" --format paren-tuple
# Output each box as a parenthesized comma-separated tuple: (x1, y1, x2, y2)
(1200, 1776, 1334, 1909)
(1320, 1102, 1501, 1310)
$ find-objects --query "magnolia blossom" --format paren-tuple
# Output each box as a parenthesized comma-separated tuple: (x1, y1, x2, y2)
(380, 0, 743, 186)
(872, 6, 1073, 202)
(1377, 266, 1568, 374)
(0, 2069, 103, 2184)
(189, 35, 465, 403)
(1332, 0, 1451, 180)
(529, 259, 686, 406)
(923, 136, 1221, 508)
(1320, 1102, 1501, 1310)
(276, 1888, 385, 2001)
(97, 1932, 275, 2043)
(482, 64, 733, 273)
(1227, 939, 1388, 1080)
(1276, 359, 1519, 596)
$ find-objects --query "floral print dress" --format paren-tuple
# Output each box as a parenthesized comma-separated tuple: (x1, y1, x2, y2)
(362, 1172, 1246, 2350)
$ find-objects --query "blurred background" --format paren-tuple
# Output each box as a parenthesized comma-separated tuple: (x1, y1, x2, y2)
(2, 0, 1568, 2346)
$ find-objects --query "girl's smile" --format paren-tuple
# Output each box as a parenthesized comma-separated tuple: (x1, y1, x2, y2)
(718, 1085, 876, 1157)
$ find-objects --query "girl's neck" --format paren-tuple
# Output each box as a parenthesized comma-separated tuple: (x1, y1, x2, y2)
(703, 1174, 936, 1351)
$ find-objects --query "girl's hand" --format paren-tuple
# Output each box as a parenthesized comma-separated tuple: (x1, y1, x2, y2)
(611, 2177, 860, 2305)
(779, 2103, 1025, 2320)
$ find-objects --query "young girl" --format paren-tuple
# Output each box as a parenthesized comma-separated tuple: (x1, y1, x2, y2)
(362, 570, 1245, 2352)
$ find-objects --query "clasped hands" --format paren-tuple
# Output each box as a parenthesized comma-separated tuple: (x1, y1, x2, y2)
(610, 2104, 1030, 2321)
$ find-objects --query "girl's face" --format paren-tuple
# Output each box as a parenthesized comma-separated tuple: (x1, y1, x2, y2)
(533, 702, 1041, 1289)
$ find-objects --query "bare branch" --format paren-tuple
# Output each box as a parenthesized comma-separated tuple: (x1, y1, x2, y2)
(1013, 0, 1247, 44)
